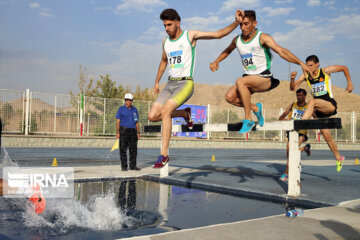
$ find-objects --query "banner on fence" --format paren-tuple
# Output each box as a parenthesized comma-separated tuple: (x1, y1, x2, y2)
(172, 104, 207, 138)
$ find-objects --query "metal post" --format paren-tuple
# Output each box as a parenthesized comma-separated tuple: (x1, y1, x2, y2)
(80, 94, 84, 136)
(207, 104, 211, 140)
(103, 98, 106, 135)
(227, 108, 230, 138)
(352, 111, 356, 143)
(21, 91, 25, 134)
(54, 94, 57, 133)
(280, 108, 284, 141)
(29, 92, 32, 133)
(288, 130, 301, 197)
(87, 113, 90, 136)
(77, 96, 80, 133)
(25, 89, 30, 135)
(148, 101, 150, 126)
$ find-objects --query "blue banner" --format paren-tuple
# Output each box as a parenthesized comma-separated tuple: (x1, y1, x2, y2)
(172, 104, 207, 138)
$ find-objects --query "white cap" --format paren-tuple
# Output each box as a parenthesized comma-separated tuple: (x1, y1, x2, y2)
(124, 93, 133, 100)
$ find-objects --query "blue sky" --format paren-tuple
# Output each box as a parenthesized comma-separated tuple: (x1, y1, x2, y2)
(1, 0, 359, 95)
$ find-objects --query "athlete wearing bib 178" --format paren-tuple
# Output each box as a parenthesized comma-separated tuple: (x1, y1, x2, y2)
(210, 10, 311, 134)
(290, 54, 353, 172)
(148, 8, 243, 168)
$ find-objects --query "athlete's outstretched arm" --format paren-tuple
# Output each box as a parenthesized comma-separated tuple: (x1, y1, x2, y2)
(260, 34, 310, 76)
(279, 103, 293, 120)
(153, 42, 168, 94)
(188, 10, 242, 44)
(209, 36, 237, 72)
(323, 65, 353, 93)
(290, 71, 306, 91)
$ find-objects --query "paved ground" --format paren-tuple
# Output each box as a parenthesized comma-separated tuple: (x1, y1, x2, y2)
(2, 147, 360, 239)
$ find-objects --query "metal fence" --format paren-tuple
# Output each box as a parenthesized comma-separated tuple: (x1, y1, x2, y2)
(0, 89, 25, 133)
(0, 88, 359, 142)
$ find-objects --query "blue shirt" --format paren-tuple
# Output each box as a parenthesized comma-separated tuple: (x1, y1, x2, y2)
(115, 105, 139, 129)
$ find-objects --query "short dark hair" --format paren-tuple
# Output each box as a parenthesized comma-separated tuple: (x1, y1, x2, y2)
(296, 88, 307, 96)
(306, 55, 319, 64)
(160, 8, 181, 21)
(244, 10, 256, 21)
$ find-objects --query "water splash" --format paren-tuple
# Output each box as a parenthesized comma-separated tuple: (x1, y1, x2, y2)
(0, 147, 18, 179)
(22, 192, 136, 234)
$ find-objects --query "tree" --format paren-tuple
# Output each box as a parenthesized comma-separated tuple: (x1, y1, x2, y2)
(70, 65, 156, 101)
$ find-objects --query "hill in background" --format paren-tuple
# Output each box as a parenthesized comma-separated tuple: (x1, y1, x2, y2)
(180, 80, 358, 113)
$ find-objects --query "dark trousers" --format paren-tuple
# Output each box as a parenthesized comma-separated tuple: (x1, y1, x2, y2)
(119, 127, 138, 169)
(118, 180, 136, 211)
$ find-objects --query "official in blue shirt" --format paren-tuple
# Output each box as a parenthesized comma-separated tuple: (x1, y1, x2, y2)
(116, 93, 140, 171)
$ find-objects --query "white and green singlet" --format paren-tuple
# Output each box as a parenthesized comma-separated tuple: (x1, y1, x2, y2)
(164, 30, 196, 79)
(236, 30, 272, 75)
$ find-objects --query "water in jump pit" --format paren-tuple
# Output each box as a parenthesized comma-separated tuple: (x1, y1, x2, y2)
(0, 179, 286, 240)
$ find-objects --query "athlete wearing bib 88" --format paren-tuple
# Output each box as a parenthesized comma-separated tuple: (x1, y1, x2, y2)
(290, 55, 353, 172)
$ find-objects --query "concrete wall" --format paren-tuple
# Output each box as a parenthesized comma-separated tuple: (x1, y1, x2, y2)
(2, 135, 360, 150)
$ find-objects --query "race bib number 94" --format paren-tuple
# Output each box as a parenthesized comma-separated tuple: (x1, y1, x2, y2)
(311, 82, 327, 96)
(241, 53, 256, 70)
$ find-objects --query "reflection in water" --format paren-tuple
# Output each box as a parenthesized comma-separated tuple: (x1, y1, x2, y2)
(118, 180, 136, 211)
(0, 179, 286, 239)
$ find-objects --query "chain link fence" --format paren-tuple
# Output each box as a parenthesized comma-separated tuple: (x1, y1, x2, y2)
(0, 89, 25, 133)
(0, 89, 359, 142)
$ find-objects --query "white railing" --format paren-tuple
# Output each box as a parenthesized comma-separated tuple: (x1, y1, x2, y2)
(0, 88, 358, 142)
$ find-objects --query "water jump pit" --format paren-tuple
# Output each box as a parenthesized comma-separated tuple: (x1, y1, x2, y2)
(0, 178, 290, 240)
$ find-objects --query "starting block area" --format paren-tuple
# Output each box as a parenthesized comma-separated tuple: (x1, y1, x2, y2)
(144, 118, 342, 197)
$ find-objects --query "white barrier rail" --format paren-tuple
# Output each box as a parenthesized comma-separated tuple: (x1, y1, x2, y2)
(144, 118, 342, 197)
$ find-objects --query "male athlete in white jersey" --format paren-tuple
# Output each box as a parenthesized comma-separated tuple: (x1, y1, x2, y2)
(290, 55, 353, 172)
(210, 10, 311, 134)
(148, 8, 243, 168)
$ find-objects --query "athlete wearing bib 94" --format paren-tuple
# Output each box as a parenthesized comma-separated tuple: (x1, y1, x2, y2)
(236, 30, 272, 76)
(210, 10, 311, 134)
(290, 55, 353, 172)
(148, 8, 243, 168)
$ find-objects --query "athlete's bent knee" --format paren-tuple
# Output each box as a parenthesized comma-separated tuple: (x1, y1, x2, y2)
(148, 112, 159, 122)
(225, 93, 234, 104)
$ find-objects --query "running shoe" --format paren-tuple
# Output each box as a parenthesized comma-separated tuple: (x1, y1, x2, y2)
(305, 144, 311, 157)
(184, 107, 193, 130)
(336, 155, 345, 172)
(253, 103, 264, 127)
(238, 119, 255, 134)
(153, 155, 170, 168)
(28, 183, 46, 214)
(279, 173, 288, 181)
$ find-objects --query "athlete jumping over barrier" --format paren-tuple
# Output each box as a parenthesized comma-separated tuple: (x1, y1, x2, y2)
(148, 8, 244, 168)
(210, 10, 311, 134)
(290, 55, 353, 172)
